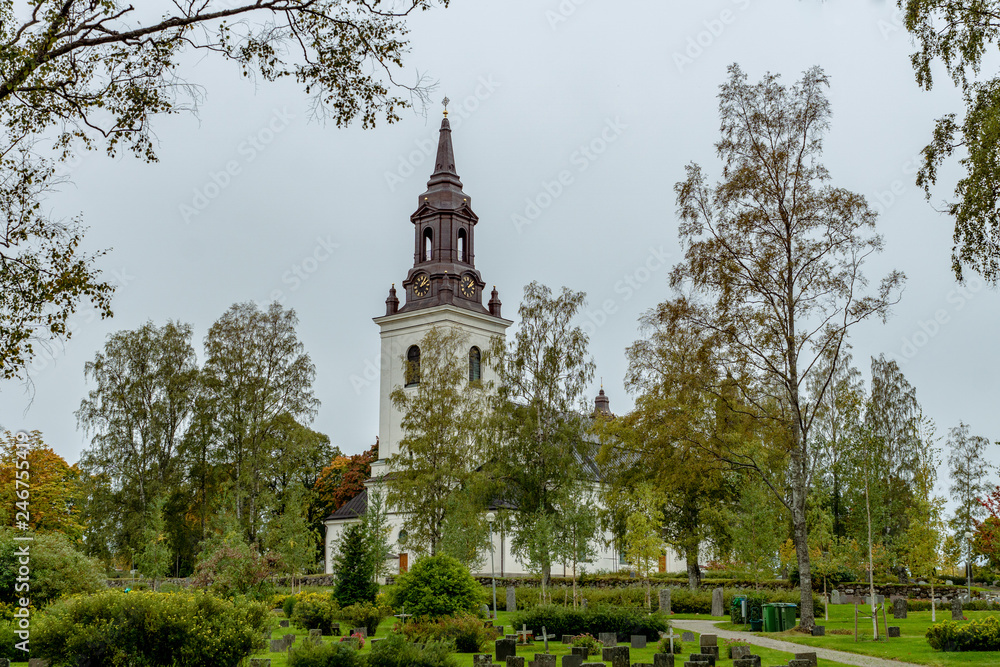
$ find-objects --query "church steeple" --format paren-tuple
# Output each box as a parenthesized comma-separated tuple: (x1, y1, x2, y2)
(395, 101, 497, 317)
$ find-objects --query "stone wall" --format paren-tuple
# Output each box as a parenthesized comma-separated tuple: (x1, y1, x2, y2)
(105, 574, 336, 588)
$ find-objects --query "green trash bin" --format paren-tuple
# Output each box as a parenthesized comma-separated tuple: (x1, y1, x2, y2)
(762, 603, 779, 632)
(777, 603, 798, 630)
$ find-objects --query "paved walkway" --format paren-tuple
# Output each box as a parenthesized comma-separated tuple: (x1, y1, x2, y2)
(670, 619, 923, 667)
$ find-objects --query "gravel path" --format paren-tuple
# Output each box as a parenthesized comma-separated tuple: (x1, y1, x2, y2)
(670, 619, 924, 667)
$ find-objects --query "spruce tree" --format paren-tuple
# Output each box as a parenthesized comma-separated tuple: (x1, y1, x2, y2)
(332, 523, 378, 607)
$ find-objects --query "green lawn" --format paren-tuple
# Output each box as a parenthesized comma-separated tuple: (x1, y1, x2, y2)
(255, 610, 837, 666)
(717, 605, 1000, 667)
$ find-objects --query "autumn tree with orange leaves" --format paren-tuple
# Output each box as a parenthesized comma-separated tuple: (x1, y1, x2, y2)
(0, 430, 83, 539)
(315, 442, 378, 518)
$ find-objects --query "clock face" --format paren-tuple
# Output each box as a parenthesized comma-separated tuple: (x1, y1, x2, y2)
(460, 275, 476, 298)
(413, 274, 430, 297)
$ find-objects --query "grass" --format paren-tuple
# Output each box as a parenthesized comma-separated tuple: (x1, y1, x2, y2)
(717, 604, 1000, 667)
(254, 609, 837, 666)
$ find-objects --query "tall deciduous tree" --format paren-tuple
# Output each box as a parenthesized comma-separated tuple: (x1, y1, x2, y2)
(622, 482, 665, 609)
(900, 0, 1000, 281)
(388, 326, 485, 556)
(136, 496, 172, 590)
(947, 422, 994, 538)
(202, 301, 319, 544)
(668, 64, 904, 629)
(904, 432, 947, 621)
(0, 430, 83, 539)
(0, 0, 448, 379)
(486, 282, 595, 590)
(76, 320, 199, 558)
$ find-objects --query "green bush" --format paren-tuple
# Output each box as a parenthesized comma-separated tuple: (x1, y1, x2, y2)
(398, 614, 498, 652)
(511, 605, 667, 641)
(656, 636, 684, 654)
(339, 601, 390, 637)
(511, 584, 818, 614)
(191, 535, 279, 601)
(284, 594, 300, 618)
(287, 640, 365, 667)
(570, 633, 603, 651)
(34, 589, 272, 666)
(366, 633, 459, 667)
(927, 616, 1000, 651)
(389, 555, 484, 618)
(0, 622, 24, 660)
(291, 592, 342, 635)
(0, 529, 105, 607)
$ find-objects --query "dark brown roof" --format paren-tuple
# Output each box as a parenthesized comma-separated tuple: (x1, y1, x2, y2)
(326, 487, 367, 521)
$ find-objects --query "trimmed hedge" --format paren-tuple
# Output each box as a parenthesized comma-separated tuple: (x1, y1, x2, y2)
(398, 614, 500, 652)
(367, 633, 459, 667)
(510, 605, 667, 641)
(34, 590, 272, 667)
(512, 585, 820, 614)
(288, 641, 365, 667)
(927, 616, 1000, 652)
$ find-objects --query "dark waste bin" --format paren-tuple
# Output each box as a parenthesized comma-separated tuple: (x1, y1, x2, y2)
(776, 603, 798, 630)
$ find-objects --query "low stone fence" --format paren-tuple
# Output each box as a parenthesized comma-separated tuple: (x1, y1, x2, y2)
(105, 574, 336, 588)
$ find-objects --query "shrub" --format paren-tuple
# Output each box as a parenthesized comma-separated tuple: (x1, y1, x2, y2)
(339, 601, 390, 637)
(510, 605, 667, 641)
(927, 616, 1000, 652)
(339, 631, 366, 649)
(157, 582, 182, 593)
(571, 633, 604, 651)
(656, 636, 683, 654)
(191, 533, 282, 601)
(333, 523, 378, 607)
(284, 594, 300, 618)
(367, 633, 459, 667)
(398, 613, 499, 652)
(288, 640, 364, 667)
(33, 589, 272, 666)
(0, 529, 105, 607)
(291, 592, 342, 635)
(389, 554, 484, 618)
(0, 622, 23, 660)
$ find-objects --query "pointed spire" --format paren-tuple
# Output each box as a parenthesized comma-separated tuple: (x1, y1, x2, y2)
(385, 284, 399, 316)
(595, 387, 610, 415)
(420, 103, 470, 210)
(488, 286, 502, 317)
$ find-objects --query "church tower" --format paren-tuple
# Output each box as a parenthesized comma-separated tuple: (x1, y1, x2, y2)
(371, 109, 512, 471)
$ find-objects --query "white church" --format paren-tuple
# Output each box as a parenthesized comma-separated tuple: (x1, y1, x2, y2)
(322, 111, 688, 579)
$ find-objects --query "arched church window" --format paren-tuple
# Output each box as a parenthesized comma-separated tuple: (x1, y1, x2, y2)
(457, 229, 467, 262)
(469, 346, 481, 382)
(406, 345, 421, 386)
(397, 529, 408, 547)
(423, 228, 433, 262)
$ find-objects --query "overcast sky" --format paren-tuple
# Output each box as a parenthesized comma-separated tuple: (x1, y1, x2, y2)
(2, 0, 997, 498)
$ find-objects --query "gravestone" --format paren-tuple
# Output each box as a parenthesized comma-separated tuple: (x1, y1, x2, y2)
(830, 589, 840, 604)
(604, 646, 630, 667)
(331, 622, 341, 636)
(730, 646, 751, 660)
(659, 588, 672, 615)
(562, 635, 574, 644)
(28, 661, 49, 667)
(711, 588, 724, 616)
(681, 632, 695, 642)
(496, 638, 517, 662)
(733, 657, 762, 667)
(562, 656, 583, 667)
(699, 634, 717, 647)
(473, 655, 493, 667)
(631, 635, 647, 649)
(249, 660, 271, 667)
(0, 659, 9, 667)
(946, 580, 954, 585)
(811, 626, 826, 636)
(689, 653, 716, 666)
(599, 632, 617, 647)
(653, 655, 675, 667)
(352, 627, 367, 638)
(279, 619, 289, 627)
(269, 639, 286, 652)
(283, 634, 295, 646)
(581, 664, 605, 667)
(482, 604, 491, 617)
(788, 661, 812, 667)
(888, 626, 901, 638)
(506, 658, 525, 667)
(507, 586, 517, 612)
(951, 597, 964, 620)
(309, 629, 322, 641)
(534, 654, 556, 667)
(571, 647, 589, 658)
(893, 598, 907, 619)
(794, 652, 817, 667)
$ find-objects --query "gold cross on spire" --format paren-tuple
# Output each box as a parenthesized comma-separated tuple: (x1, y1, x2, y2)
(442, 96, 450, 117)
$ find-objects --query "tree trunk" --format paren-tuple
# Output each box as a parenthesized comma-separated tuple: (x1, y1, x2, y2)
(792, 487, 815, 631)
(931, 579, 936, 622)
(685, 548, 701, 591)
(865, 476, 878, 640)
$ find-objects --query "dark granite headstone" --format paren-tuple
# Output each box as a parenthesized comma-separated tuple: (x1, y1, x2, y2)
(811, 625, 825, 636)
(599, 632, 617, 647)
(279, 619, 289, 628)
(653, 655, 675, 667)
(309, 629, 322, 644)
(562, 635, 574, 644)
(571, 647, 589, 658)
(689, 653, 715, 666)
(497, 638, 517, 662)
(562, 656, 583, 667)
(733, 657, 762, 667)
(793, 652, 817, 667)
(605, 646, 630, 667)
(283, 633, 295, 646)
(788, 660, 812, 667)
(659, 588, 671, 615)
(507, 658, 525, 667)
(631, 635, 647, 649)
(0, 659, 10, 667)
(952, 597, 964, 620)
(331, 622, 341, 636)
(893, 597, 908, 619)
(474, 655, 493, 667)
(888, 626, 901, 638)
(270, 639, 286, 652)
